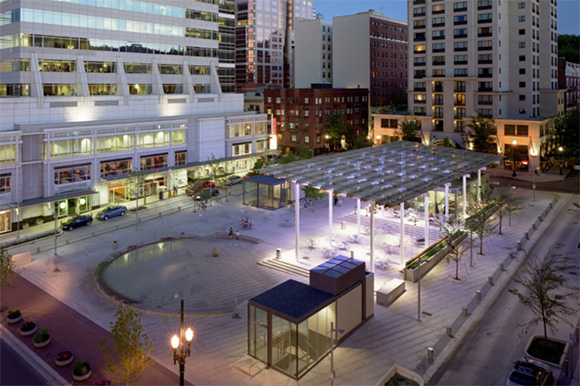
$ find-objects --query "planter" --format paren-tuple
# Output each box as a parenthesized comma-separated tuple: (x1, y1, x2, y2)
(55, 350, 74, 367)
(33, 335, 51, 348)
(212, 247, 220, 257)
(374, 364, 424, 386)
(404, 245, 451, 282)
(72, 361, 92, 382)
(524, 335, 571, 368)
(20, 322, 37, 337)
(7, 314, 22, 324)
(72, 369, 92, 382)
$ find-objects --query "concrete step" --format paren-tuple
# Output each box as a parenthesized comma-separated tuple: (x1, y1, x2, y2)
(231, 355, 267, 378)
(257, 259, 310, 278)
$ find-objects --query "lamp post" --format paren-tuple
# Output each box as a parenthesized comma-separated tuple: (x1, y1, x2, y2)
(328, 322, 344, 386)
(511, 140, 517, 177)
(171, 299, 194, 386)
(532, 166, 539, 201)
(558, 146, 564, 175)
(53, 211, 58, 255)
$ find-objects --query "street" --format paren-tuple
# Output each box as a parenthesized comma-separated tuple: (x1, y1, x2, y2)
(431, 196, 579, 385)
(491, 169, 579, 194)
(0, 338, 47, 386)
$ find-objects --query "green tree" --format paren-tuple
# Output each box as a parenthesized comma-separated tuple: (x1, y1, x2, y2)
(509, 250, 579, 341)
(558, 34, 580, 64)
(297, 148, 313, 160)
(437, 216, 467, 280)
(466, 114, 497, 153)
(326, 113, 348, 149)
(252, 157, 266, 173)
(302, 186, 327, 202)
(465, 195, 498, 255)
(279, 152, 297, 164)
(0, 248, 16, 289)
(492, 186, 523, 234)
(553, 108, 579, 160)
(99, 303, 154, 385)
(397, 119, 420, 142)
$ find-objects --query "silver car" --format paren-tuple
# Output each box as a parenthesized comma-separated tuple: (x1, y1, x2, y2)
(225, 175, 243, 186)
(97, 206, 127, 221)
(506, 359, 553, 386)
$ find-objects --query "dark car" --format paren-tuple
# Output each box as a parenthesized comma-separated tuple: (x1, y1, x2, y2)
(61, 215, 93, 230)
(194, 188, 219, 201)
(97, 206, 127, 221)
(506, 360, 553, 386)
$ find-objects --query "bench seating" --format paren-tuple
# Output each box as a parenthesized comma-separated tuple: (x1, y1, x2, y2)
(376, 278, 406, 307)
(215, 232, 263, 244)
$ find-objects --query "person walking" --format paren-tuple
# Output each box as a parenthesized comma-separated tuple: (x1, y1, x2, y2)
(228, 227, 234, 239)
(235, 230, 240, 240)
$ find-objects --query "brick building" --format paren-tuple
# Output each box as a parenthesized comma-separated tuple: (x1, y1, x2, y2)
(265, 87, 369, 155)
(558, 58, 580, 111)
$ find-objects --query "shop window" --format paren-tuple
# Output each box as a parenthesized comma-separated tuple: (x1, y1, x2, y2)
(101, 159, 132, 178)
(54, 164, 91, 185)
(175, 151, 186, 166)
(0, 174, 11, 192)
(140, 154, 168, 170)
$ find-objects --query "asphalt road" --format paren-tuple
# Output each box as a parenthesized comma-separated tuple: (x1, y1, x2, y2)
(431, 196, 579, 385)
(0, 338, 47, 386)
(491, 169, 580, 194)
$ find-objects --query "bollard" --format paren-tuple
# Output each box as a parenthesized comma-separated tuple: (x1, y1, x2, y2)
(116, 225, 119, 230)
(178, 206, 181, 212)
(91, 232, 95, 237)
(446, 327, 452, 337)
(476, 290, 482, 300)
(350, 250, 354, 259)
(427, 347, 434, 361)
(66, 240, 69, 245)
(113, 240, 118, 249)
(276, 248, 282, 259)
(517, 241, 522, 250)
(509, 252, 514, 259)
(341, 221, 346, 230)
(525, 232, 529, 240)
(159, 212, 162, 217)
(139, 218, 141, 223)
(499, 263, 504, 271)
(533, 223, 537, 230)
(488, 276, 494, 285)
(539, 214, 543, 222)
(565, 359, 569, 377)
(462, 307, 468, 317)
(36, 247, 41, 254)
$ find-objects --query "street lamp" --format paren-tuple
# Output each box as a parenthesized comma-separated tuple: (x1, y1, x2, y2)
(511, 140, 517, 177)
(171, 299, 194, 386)
(532, 166, 539, 201)
(328, 322, 344, 386)
(558, 146, 564, 175)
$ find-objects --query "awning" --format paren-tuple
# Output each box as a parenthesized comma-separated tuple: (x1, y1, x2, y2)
(20, 189, 97, 207)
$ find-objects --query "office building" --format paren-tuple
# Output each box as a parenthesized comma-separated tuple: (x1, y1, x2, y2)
(373, 0, 564, 174)
(294, 17, 333, 88)
(0, 0, 269, 234)
(235, 0, 314, 92)
(333, 10, 408, 107)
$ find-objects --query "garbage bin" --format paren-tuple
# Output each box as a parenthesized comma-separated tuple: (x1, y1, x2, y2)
(276, 248, 282, 259)
(159, 191, 164, 200)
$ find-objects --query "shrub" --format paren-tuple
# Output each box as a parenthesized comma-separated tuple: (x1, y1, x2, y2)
(33, 328, 50, 343)
(72, 360, 91, 376)
(20, 321, 36, 332)
(7, 309, 21, 319)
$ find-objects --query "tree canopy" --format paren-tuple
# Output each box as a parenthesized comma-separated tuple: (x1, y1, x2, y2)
(397, 119, 421, 142)
(466, 114, 497, 153)
(553, 108, 579, 159)
(326, 113, 348, 147)
(558, 34, 580, 64)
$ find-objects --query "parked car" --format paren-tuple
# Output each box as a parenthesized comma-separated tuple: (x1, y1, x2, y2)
(506, 360, 553, 386)
(97, 206, 127, 221)
(186, 181, 216, 196)
(225, 175, 243, 186)
(194, 188, 219, 201)
(61, 215, 93, 230)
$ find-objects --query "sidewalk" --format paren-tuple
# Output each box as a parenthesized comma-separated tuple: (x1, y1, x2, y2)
(1, 274, 185, 386)
(484, 165, 571, 182)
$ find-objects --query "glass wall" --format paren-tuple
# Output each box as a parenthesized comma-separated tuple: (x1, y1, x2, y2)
(248, 306, 268, 363)
(271, 314, 296, 377)
(243, 179, 288, 210)
(100, 159, 132, 178)
(296, 304, 335, 377)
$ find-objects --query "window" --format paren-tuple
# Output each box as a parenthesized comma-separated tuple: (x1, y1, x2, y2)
(519, 95, 526, 101)
(304, 136, 310, 144)
(413, 7, 426, 16)
(454, 28, 467, 38)
(433, 43, 445, 52)
(434, 107, 444, 118)
(432, 4, 445, 13)
(433, 69, 445, 77)
(478, 68, 492, 78)
(433, 56, 445, 65)
(414, 44, 426, 53)
(454, 68, 468, 76)
(519, 68, 526, 75)
(477, 0, 492, 10)
(477, 13, 492, 23)
(453, 2, 468, 11)
(478, 95, 493, 105)
(519, 42, 526, 48)
(478, 40, 492, 50)
(54, 164, 91, 185)
(454, 15, 467, 25)
(518, 2, 525, 8)
(519, 55, 526, 61)
(478, 81, 492, 91)
(478, 109, 492, 118)
(519, 108, 526, 114)
(414, 82, 426, 91)
(519, 82, 526, 87)
(100, 159, 132, 178)
(454, 41, 468, 51)
(414, 70, 426, 79)
(519, 29, 525, 35)
(432, 18, 445, 27)
(414, 107, 426, 115)
(291, 134, 297, 142)
(518, 15, 525, 22)
(432, 30, 445, 39)
(455, 81, 466, 92)
(414, 19, 426, 28)
(478, 26, 492, 36)
(478, 54, 492, 63)
(0, 174, 11, 193)
(454, 55, 468, 64)
(414, 57, 426, 65)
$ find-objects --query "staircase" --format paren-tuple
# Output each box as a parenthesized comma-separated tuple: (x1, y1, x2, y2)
(257, 259, 310, 278)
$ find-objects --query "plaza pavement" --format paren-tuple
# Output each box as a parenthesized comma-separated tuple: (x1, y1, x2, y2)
(1, 174, 578, 386)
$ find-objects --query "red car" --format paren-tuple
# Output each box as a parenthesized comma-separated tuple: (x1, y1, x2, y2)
(186, 181, 216, 196)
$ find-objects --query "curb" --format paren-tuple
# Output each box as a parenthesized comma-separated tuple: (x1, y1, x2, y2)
(421, 194, 572, 384)
(0, 324, 70, 385)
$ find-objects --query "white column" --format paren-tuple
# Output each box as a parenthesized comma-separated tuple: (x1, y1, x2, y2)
(424, 193, 429, 246)
(294, 181, 300, 262)
(462, 174, 469, 218)
(400, 202, 405, 265)
(444, 182, 451, 220)
(328, 190, 333, 245)
(357, 198, 361, 234)
(370, 201, 375, 273)
(477, 167, 486, 202)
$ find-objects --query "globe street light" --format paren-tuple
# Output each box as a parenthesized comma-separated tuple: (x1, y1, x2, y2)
(558, 146, 564, 175)
(171, 299, 194, 386)
(512, 140, 517, 177)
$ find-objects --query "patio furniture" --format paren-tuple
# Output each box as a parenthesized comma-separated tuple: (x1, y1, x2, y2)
(340, 241, 350, 250)
(322, 248, 337, 259)
(375, 259, 388, 270)
(348, 234, 361, 243)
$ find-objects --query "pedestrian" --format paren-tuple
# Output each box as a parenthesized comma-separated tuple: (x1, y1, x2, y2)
(228, 227, 233, 239)
(173, 185, 178, 197)
(334, 196, 338, 206)
(235, 230, 240, 240)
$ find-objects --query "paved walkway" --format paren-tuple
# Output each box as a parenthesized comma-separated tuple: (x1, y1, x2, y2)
(1, 182, 578, 386)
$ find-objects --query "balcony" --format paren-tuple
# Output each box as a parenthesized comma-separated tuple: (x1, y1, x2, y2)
(478, 5, 492, 10)
(478, 73, 493, 78)
(414, 62, 426, 66)
(454, 60, 468, 65)
(414, 111, 426, 116)
(414, 99, 426, 104)
(413, 0, 425, 3)
(414, 86, 426, 91)
(478, 86, 493, 91)
(478, 100, 493, 105)
(454, 6, 467, 12)
(478, 18, 492, 24)
(432, 22, 445, 27)
(454, 46, 468, 52)
(413, 11, 426, 17)
(434, 86, 443, 92)
(478, 32, 492, 37)
(432, 34, 445, 40)
(478, 46, 492, 51)
(433, 98, 444, 105)
(414, 24, 425, 29)
(478, 59, 492, 64)
(433, 48, 445, 53)
(454, 33, 468, 39)
(454, 20, 468, 25)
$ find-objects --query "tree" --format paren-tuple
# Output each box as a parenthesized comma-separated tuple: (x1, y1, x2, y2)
(302, 186, 327, 203)
(558, 34, 580, 64)
(99, 303, 154, 385)
(297, 147, 313, 160)
(466, 114, 497, 153)
(437, 216, 467, 280)
(397, 119, 420, 142)
(252, 157, 266, 173)
(509, 251, 579, 341)
(279, 152, 297, 164)
(553, 108, 579, 160)
(0, 248, 16, 289)
(465, 195, 498, 255)
(326, 113, 348, 149)
(492, 186, 523, 234)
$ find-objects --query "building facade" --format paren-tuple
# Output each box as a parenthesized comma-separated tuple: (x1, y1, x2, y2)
(373, 0, 564, 174)
(333, 11, 408, 107)
(0, 0, 269, 234)
(558, 57, 580, 111)
(264, 87, 369, 155)
(235, 0, 314, 92)
(294, 17, 333, 88)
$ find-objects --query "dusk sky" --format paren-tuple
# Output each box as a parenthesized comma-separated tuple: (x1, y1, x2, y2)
(313, 0, 580, 35)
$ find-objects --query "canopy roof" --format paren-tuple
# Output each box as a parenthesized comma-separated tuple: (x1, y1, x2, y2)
(261, 141, 502, 207)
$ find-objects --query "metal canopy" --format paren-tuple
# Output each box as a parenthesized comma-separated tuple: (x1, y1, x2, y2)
(261, 141, 503, 207)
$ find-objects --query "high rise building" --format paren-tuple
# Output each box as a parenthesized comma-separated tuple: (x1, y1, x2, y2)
(332, 11, 408, 107)
(235, 0, 314, 92)
(0, 0, 269, 234)
(294, 17, 333, 88)
(373, 0, 565, 174)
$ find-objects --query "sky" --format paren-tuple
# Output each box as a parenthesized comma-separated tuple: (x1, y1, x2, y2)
(313, 0, 580, 36)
